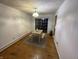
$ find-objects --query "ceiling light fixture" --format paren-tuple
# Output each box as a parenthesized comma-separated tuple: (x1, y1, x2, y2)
(32, 8, 39, 17)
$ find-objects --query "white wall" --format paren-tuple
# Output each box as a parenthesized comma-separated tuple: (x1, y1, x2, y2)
(32, 14, 55, 33)
(0, 3, 33, 51)
(54, 0, 78, 59)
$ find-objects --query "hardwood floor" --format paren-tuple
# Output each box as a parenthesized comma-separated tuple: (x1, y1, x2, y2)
(0, 34, 59, 59)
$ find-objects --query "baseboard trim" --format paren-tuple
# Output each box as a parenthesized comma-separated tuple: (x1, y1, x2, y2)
(53, 37, 60, 59)
(0, 32, 32, 53)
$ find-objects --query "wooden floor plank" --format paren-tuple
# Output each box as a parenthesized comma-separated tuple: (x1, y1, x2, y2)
(0, 34, 59, 59)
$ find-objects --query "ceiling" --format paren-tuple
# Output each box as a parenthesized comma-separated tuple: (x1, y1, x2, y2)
(0, 0, 64, 14)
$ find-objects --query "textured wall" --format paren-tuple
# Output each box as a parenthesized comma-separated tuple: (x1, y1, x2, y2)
(0, 3, 33, 50)
(54, 0, 78, 59)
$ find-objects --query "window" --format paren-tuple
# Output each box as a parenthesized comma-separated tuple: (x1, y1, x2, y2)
(35, 18, 48, 33)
